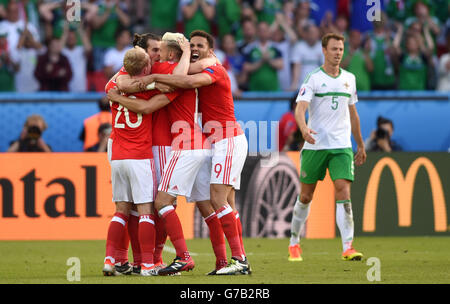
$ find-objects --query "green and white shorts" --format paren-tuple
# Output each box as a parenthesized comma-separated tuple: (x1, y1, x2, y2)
(299, 148, 354, 184)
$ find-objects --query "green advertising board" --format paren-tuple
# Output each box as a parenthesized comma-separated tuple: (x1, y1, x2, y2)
(352, 153, 450, 236)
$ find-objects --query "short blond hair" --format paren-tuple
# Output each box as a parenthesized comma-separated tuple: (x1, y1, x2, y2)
(322, 33, 345, 48)
(123, 47, 149, 76)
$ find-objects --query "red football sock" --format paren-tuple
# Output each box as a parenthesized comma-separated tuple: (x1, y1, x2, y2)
(115, 224, 130, 265)
(153, 211, 167, 264)
(234, 211, 246, 257)
(128, 212, 141, 266)
(105, 212, 128, 263)
(139, 214, 156, 266)
(160, 205, 189, 259)
(204, 212, 227, 269)
(217, 205, 243, 260)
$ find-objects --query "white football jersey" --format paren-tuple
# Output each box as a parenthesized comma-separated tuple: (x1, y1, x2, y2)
(296, 67, 358, 150)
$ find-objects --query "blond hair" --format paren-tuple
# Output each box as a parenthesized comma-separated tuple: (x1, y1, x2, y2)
(123, 47, 149, 76)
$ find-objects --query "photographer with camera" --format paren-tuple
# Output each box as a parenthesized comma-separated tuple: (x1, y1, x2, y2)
(7, 114, 52, 152)
(365, 116, 403, 152)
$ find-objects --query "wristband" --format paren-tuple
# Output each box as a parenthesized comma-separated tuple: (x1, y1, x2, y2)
(146, 82, 156, 90)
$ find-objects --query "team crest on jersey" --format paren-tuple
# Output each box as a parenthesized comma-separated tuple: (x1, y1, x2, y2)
(343, 82, 350, 89)
(299, 87, 306, 96)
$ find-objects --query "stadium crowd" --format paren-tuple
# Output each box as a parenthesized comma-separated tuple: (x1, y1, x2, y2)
(0, 0, 449, 94)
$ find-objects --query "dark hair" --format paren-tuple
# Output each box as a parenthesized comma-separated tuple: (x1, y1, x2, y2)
(133, 33, 161, 49)
(377, 116, 393, 129)
(190, 30, 214, 49)
(114, 28, 130, 41)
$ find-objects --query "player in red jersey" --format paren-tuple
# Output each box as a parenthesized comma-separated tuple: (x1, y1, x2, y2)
(110, 33, 193, 275)
(108, 38, 213, 276)
(103, 47, 162, 276)
(137, 30, 251, 275)
(112, 34, 229, 275)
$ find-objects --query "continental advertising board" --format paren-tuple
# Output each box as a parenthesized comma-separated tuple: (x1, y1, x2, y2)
(0, 152, 448, 240)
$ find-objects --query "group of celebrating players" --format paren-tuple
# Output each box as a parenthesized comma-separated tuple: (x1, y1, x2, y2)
(102, 29, 251, 276)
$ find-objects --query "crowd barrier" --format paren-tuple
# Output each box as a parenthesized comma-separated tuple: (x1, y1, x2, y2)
(0, 91, 449, 152)
(0, 152, 448, 240)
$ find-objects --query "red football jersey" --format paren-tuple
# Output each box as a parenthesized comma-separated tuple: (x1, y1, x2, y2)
(153, 62, 206, 150)
(198, 64, 243, 143)
(151, 62, 177, 146)
(106, 74, 154, 160)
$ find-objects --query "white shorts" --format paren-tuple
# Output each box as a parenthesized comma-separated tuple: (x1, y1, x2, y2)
(210, 134, 247, 190)
(186, 155, 212, 202)
(158, 149, 211, 198)
(110, 158, 157, 204)
(152, 145, 172, 184)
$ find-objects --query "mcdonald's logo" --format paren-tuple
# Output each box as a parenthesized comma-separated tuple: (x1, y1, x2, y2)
(363, 157, 447, 232)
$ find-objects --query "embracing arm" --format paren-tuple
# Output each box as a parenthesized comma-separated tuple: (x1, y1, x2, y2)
(154, 72, 213, 89)
(107, 88, 171, 114)
(116, 73, 155, 93)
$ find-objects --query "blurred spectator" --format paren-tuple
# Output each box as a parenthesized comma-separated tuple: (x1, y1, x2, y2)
(61, 21, 92, 92)
(236, 17, 257, 56)
(103, 28, 131, 80)
(0, 0, 41, 33)
(34, 37, 73, 91)
(319, 10, 337, 36)
(253, 0, 282, 24)
(334, 14, 349, 38)
(270, 10, 298, 92)
(365, 116, 403, 152)
(86, 123, 112, 152)
(0, 0, 40, 55)
(10, 22, 43, 92)
(393, 23, 434, 90)
(312, 0, 337, 27)
(341, 29, 373, 91)
(437, 30, 450, 91)
(7, 114, 52, 152)
(368, 13, 396, 90)
(79, 95, 112, 151)
(291, 24, 323, 91)
(278, 95, 302, 151)
(216, 0, 241, 38)
(179, 0, 216, 37)
(138, 0, 178, 35)
(242, 21, 283, 91)
(405, 1, 441, 38)
(293, 0, 315, 40)
(39, 0, 98, 41)
(220, 33, 245, 95)
(0, 28, 16, 91)
(89, 0, 130, 72)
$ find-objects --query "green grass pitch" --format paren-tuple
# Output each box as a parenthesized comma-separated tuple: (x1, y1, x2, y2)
(1, 237, 449, 284)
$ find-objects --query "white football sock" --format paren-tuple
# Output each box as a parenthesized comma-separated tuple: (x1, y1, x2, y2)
(289, 196, 311, 246)
(336, 200, 354, 252)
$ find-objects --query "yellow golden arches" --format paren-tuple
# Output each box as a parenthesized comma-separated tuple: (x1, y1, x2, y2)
(363, 157, 447, 232)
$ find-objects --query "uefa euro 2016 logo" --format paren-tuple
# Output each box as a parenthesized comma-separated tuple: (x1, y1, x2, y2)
(66, 0, 81, 22)
(366, 0, 381, 22)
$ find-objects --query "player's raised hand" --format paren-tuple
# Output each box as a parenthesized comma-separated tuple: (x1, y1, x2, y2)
(177, 36, 191, 53)
(300, 127, 317, 145)
(354, 146, 367, 166)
